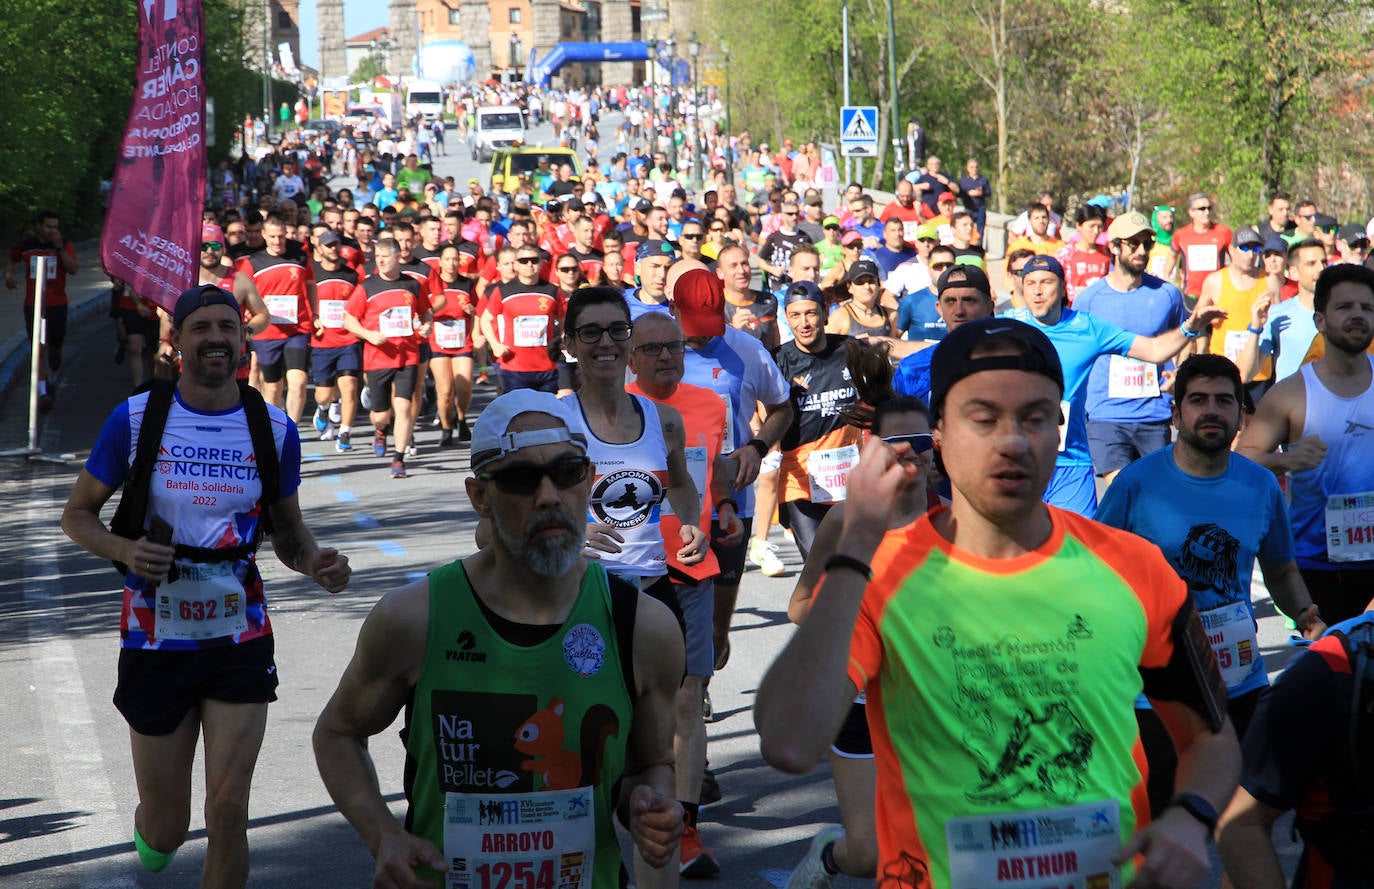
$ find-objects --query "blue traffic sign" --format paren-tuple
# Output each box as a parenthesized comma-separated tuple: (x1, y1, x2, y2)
(840, 105, 879, 157)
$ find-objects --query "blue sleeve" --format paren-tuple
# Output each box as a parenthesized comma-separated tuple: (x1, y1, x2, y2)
(1167, 284, 1188, 328)
(278, 423, 302, 498)
(84, 401, 132, 487)
(1091, 314, 1139, 357)
(1258, 472, 1295, 565)
(1093, 472, 1134, 531)
(897, 295, 916, 333)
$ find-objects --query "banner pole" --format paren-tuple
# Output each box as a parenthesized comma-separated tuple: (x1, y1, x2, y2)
(25, 257, 46, 451)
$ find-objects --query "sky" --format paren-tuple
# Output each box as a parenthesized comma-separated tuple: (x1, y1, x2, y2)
(297, 0, 390, 69)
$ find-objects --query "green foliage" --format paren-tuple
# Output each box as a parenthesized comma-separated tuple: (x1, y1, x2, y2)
(351, 54, 388, 86)
(0, 0, 292, 241)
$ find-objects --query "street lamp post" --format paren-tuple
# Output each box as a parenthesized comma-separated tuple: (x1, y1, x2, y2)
(689, 33, 701, 193)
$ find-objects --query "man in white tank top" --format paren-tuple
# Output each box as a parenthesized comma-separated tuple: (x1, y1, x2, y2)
(1239, 263, 1374, 624)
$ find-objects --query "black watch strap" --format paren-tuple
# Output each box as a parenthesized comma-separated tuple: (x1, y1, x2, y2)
(1166, 792, 1218, 832)
(747, 438, 769, 458)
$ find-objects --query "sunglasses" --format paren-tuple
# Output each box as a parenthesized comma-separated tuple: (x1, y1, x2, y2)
(634, 339, 686, 357)
(681, 232, 703, 240)
(479, 456, 591, 495)
(201, 241, 223, 251)
(844, 243, 862, 249)
(881, 433, 934, 454)
(929, 261, 954, 272)
(709, 226, 726, 233)
(1236, 243, 1263, 253)
(1120, 236, 1155, 252)
(573, 321, 633, 344)
(557, 265, 579, 273)
(1192, 205, 1213, 212)
(515, 256, 541, 265)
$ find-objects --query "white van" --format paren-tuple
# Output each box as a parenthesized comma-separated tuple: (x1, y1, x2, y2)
(405, 79, 445, 122)
(470, 105, 526, 163)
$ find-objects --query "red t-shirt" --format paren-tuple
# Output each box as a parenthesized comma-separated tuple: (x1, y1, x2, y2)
(344, 275, 429, 370)
(429, 272, 476, 356)
(1171, 224, 1233, 298)
(312, 261, 361, 349)
(1057, 244, 1113, 306)
(236, 247, 315, 339)
(484, 281, 562, 373)
(10, 237, 76, 307)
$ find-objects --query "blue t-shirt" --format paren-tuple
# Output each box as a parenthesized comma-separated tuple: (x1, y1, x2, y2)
(896, 289, 944, 343)
(1260, 297, 1319, 382)
(624, 289, 671, 322)
(1097, 448, 1294, 699)
(626, 155, 648, 179)
(1006, 306, 1138, 468)
(868, 245, 916, 279)
(846, 219, 884, 242)
(1074, 273, 1187, 424)
(894, 346, 935, 404)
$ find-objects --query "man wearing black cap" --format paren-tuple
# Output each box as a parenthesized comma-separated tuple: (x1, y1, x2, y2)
(62, 285, 351, 886)
(758, 317, 1240, 889)
(1011, 254, 1223, 516)
(1337, 223, 1370, 265)
(893, 264, 995, 404)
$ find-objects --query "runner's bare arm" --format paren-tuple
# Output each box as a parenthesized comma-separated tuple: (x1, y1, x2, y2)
(267, 493, 351, 593)
(1258, 560, 1325, 639)
(620, 593, 685, 887)
(234, 272, 270, 334)
(788, 504, 845, 625)
(1117, 699, 1239, 889)
(313, 581, 443, 889)
(1236, 377, 1325, 475)
(61, 469, 173, 581)
(757, 438, 914, 772)
(1127, 304, 1225, 364)
(658, 405, 705, 561)
(1216, 789, 1287, 889)
(59, 240, 78, 274)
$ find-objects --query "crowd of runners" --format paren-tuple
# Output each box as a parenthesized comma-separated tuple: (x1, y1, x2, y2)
(9, 78, 1374, 889)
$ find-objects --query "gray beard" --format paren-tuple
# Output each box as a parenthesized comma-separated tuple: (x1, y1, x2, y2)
(493, 508, 586, 578)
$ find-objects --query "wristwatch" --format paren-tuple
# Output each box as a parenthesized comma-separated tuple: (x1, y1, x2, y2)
(1166, 792, 1218, 832)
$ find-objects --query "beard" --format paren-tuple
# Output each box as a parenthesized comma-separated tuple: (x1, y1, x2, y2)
(1179, 419, 1236, 455)
(493, 508, 585, 578)
(1325, 324, 1374, 355)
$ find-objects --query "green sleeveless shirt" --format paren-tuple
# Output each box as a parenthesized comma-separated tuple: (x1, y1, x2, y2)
(404, 560, 634, 889)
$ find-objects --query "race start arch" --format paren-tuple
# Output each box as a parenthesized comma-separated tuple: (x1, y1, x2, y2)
(525, 41, 688, 88)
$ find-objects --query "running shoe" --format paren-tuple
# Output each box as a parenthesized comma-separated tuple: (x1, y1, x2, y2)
(457, 417, 472, 442)
(313, 407, 329, 435)
(679, 823, 720, 878)
(390, 456, 407, 478)
(748, 538, 787, 577)
(373, 430, 387, 457)
(785, 825, 844, 889)
(320, 424, 337, 441)
(328, 401, 342, 424)
(336, 430, 352, 452)
(440, 428, 454, 448)
(406, 443, 419, 458)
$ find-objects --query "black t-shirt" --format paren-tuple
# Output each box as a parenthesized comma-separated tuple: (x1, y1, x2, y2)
(772, 334, 858, 451)
(726, 291, 780, 348)
(759, 229, 814, 292)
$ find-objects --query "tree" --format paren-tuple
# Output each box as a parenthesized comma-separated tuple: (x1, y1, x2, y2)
(351, 54, 388, 87)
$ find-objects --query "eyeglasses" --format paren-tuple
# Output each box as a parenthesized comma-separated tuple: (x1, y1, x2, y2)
(881, 433, 934, 454)
(681, 232, 703, 240)
(201, 241, 223, 251)
(929, 261, 954, 272)
(557, 265, 579, 273)
(479, 456, 591, 495)
(634, 339, 686, 357)
(515, 256, 541, 265)
(573, 321, 633, 343)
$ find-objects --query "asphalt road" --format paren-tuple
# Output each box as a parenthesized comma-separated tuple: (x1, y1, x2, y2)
(0, 114, 1302, 887)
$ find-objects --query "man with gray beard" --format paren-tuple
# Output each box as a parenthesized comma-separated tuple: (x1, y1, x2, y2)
(314, 389, 687, 889)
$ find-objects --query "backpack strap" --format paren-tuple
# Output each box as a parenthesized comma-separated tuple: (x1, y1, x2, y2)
(1343, 623, 1374, 799)
(109, 379, 177, 573)
(237, 382, 281, 537)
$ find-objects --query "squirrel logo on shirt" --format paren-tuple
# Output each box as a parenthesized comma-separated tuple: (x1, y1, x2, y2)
(514, 699, 619, 790)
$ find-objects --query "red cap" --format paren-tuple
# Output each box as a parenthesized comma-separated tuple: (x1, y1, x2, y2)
(672, 268, 726, 338)
(937, 191, 956, 204)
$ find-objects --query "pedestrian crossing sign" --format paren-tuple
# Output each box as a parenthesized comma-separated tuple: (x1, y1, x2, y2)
(840, 106, 879, 157)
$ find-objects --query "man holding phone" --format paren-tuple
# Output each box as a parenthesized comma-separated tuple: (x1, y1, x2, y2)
(61, 285, 351, 888)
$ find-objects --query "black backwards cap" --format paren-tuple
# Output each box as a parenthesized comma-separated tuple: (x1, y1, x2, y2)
(928, 317, 1064, 422)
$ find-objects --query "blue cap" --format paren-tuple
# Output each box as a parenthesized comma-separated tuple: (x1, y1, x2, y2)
(636, 239, 676, 262)
(783, 280, 825, 306)
(1020, 254, 1064, 280)
(172, 284, 240, 329)
(1262, 234, 1288, 255)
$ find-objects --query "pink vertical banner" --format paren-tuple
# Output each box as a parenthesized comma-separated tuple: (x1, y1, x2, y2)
(100, 0, 207, 313)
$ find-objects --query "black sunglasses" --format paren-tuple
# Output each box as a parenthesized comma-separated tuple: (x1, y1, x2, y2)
(881, 433, 934, 454)
(557, 265, 580, 273)
(680, 232, 703, 240)
(516, 256, 541, 265)
(634, 339, 686, 357)
(479, 456, 591, 495)
(573, 322, 633, 344)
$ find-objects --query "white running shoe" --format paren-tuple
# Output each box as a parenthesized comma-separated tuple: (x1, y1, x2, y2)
(748, 538, 787, 577)
(785, 825, 844, 889)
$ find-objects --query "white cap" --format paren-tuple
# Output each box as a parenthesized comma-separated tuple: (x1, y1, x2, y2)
(470, 390, 587, 472)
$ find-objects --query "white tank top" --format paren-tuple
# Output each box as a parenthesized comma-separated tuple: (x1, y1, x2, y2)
(1290, 356, 1374, 566)
(565, 393, 671, 578)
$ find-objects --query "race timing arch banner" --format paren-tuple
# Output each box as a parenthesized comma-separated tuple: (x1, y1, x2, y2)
(101, 0, 207, 312)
